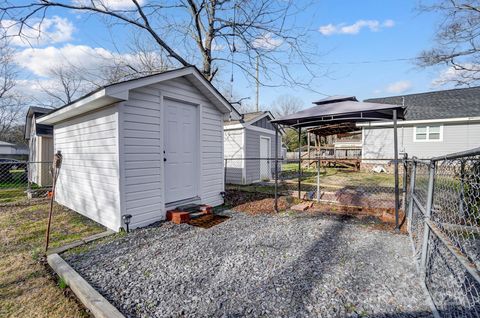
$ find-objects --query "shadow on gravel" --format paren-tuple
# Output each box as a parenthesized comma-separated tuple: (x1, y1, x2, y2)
(270, 215, 348, 315)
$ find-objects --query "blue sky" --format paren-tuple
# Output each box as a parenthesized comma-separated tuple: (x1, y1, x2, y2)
(6, 0, 455, 110)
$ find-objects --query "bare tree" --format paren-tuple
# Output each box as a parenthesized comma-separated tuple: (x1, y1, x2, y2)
(0, 40, 25, 142)
(39, 65, 91, 105)
(0, 39, 15, 100)
(0, 0, 319, 87)
(418, 0, 480, 85)
(271, 94, 304, 117)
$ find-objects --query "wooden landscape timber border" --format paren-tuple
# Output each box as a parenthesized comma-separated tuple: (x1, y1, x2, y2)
(48, 254, 125, 318)
(46, 229, 124, 318)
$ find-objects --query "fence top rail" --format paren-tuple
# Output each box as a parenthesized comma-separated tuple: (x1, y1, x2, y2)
(411, 157, 431, 164)
(430, 147, 480, 162)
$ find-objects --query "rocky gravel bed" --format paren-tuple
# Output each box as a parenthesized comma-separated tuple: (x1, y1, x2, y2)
(65, 211, 432, 317)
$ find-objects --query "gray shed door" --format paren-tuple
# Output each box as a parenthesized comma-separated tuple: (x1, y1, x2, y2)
(164, 99, 198, 203)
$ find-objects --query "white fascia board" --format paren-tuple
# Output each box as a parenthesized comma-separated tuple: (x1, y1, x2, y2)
(36, 89, 122, 125)
(224, 123, 245, 130)
(357, 116, 480, 128)
(190, 72, 234, 114)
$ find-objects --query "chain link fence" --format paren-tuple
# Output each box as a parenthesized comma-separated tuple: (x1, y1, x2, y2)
(0, 161, 52, 203)
(224, 157, 405, 213)
(407, 149, 480, 317)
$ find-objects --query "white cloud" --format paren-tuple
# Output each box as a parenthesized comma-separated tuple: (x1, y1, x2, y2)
(0, 16, 74, 47)
(386, 80, 412, 94)
(15, 44, 115, 77)
(72, 0, 146, 10)
(319, 19, 394, 36)
(432, 64, 480, 86)
(252, 33, 283, 50)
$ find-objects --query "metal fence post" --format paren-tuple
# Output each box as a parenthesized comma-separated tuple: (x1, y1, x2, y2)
(407, 159, 417, 233)
(459, 160, 466, 219)
(420, 160, 436, 273)
(402, 153, 408, 214)
(274, 126, 279, 212)
(224, 159, 227, 191)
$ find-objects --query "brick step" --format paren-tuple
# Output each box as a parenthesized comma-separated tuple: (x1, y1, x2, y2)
(167, 205, 213, 224)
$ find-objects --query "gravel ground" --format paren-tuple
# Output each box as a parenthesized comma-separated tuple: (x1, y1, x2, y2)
(65, 211, 432, 318)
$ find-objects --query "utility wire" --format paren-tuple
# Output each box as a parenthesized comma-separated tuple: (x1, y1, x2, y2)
(318, 57, 416, 65)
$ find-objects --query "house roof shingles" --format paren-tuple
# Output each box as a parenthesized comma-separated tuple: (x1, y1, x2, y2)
(224, 111, 268, 126)
(365, 86, 480, 121)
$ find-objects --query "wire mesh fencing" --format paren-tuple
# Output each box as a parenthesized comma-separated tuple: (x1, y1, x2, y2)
(224, 156, 405, 214)
(0, 161, 52, 203)
(406, 149, 480, 316)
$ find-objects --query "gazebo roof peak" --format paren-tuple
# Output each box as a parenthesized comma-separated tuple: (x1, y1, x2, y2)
(313, 95, 358, 105)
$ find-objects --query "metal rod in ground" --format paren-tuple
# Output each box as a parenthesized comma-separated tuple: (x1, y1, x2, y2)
(297, 127, 302, 199)
(45, 151, 63, 252)
(274, 124, 279, 212)
(393, 109, 400, 230)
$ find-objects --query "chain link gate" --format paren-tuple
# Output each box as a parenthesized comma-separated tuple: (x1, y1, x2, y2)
(407, 149, 480, 317)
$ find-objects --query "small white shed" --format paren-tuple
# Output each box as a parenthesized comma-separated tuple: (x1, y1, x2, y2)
(36, 66, 239, 231)
(224, 111, 282, 184)
(25, 107, 54, 186)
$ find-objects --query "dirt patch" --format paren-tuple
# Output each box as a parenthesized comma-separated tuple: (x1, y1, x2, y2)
(224, 189, 407, 232)
(225, 190, 296, 214)
(189, 214, 230, 229)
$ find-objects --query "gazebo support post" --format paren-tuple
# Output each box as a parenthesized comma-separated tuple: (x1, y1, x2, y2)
(274, 124, 279, 212)
(298, 127, 302, 199)
(393, 109, 400, 231)
(316, 158, 320, 202)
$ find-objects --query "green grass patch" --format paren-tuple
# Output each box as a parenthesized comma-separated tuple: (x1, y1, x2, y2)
(0, 202, 105, 317)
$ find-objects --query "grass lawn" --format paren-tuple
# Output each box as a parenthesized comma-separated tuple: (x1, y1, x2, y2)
(0, 200, 105, 318)
(282, 163, 398, 188)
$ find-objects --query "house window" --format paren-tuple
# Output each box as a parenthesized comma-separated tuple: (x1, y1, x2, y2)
(414, 125, 442, 142)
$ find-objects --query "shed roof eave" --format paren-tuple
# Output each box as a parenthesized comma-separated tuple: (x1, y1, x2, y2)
(36, 89, 118, 125)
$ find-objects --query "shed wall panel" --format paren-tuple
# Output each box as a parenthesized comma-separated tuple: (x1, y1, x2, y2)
(121, 88, 164, 229)
(54, 106, 121, 231)
(224, 129, 244, 184)
(244, 128, 281, 184)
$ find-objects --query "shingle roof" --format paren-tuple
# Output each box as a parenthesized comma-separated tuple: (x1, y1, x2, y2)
(365, 86, 480, 120)
(224, 111, 268, 126)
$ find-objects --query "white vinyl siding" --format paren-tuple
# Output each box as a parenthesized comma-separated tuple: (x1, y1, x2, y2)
(54, 106, 121, 230)
(120, 87, 163, 229)
(224, 129, 245, 184)
(363, 122, 480, 159)
(200, 103, 224, 206)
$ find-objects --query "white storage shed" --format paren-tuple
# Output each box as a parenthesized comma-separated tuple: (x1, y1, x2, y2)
(224, 111, 282, 184)
(36, 66, 240, 231)
(25, 107, 54, 186)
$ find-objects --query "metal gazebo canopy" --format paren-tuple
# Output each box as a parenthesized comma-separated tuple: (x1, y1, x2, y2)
(271, 96, 405, 230)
